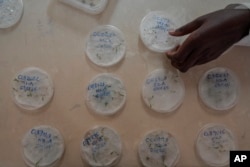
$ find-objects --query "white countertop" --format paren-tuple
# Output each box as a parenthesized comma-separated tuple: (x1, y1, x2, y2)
(1, 0, 250, 166)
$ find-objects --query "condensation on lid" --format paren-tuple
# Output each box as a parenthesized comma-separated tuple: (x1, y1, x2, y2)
(0, 0, 24, 28)
(85, 25, 126, 67)
(138, 130, 180, 167)
(196, 123, 237, 167)
(142, 68, 185, 113)
(140, 11, 180, 53)
(21, 125, 65, 167)
(11, 67, 54, 111)
(80, 126, 122, 167)
(198, 67, 240, 111)
(86, 73, 126, 116)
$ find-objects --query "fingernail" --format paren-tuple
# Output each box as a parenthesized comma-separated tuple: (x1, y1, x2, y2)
(168, 29, 175, 33)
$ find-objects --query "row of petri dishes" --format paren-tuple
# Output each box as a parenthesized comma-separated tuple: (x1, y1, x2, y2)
(21, 123, 236, 167)
(12, 66, 239, 114)
(6, 0, 240, 113)
(12, 66, 239, 167)
(4, 1, 240, 166)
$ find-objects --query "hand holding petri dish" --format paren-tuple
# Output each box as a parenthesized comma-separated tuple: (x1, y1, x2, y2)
(140, 11, 180, 53)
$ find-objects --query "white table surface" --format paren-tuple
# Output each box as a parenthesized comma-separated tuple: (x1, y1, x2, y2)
(1, 0, 250, 166)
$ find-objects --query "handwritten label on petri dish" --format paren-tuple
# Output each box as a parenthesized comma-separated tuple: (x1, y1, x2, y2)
(82, 132, 106, 152)
(86, 25, 126, 67)
(145, 136, 169, 154)
(207, 72, 230, 88)
(15, 75, 40, 92)
(30, 129, 54, 149)
(146, 76, 169, 92)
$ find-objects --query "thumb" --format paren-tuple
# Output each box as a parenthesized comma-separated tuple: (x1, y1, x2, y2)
(169, 18, 203, 36)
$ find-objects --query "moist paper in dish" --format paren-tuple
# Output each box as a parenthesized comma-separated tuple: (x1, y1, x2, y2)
(12, 67, 54, 111)
(86, 25, 126, 67)
(0, 0, 23, 28)
(142, 69, 185, 113)
(198, 67, 239, 111)
(86, 73, 126, 116)
(22, 125, 65, 167)
(60, 0, 108, 15)
(196, 123, 236, 167)
(140, 11, 180, 53)
(138, 130, 180, 167)
(81, 126, 122, 167)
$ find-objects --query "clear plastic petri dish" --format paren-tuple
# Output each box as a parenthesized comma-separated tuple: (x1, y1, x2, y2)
(142, 69, 185, 113)
(0, 0, 24, 28)
(196, 123, 236, 167)
(60, 0, 108, 15)
(138, 130, 180, 167)
(21, 125, 65, 167)
(140, 11, 180, 53)
(85, 25, 126, 67)
(86, 73, 126, 116)
(80, 126, 122, 167)
(198, 67, 240, 111)
(11, 67, 54, 111)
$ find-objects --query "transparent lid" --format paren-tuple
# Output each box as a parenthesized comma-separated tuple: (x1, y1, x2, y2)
(138, 130, 180, 167)
(60, 0, 108, 15)
(198, 67, 240, 111)
(140, 11, 180, 53)
(81, 126, 122, 167)
(85, 25, 126, 67)
(86, 73, 126, 116)
(0, 0, 24, 28)
(142, 69, 185, 113)
(21, 125, 65, 167)
(196, 123, 236, 167)
(11, 67, 54, 111)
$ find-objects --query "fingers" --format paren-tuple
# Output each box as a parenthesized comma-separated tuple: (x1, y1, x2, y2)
(167, 32, 200, 64)
(195, 50, 223, 65)
(169, 18, 203, 36)
(166, 45, 180, 58)
(171, 49, 198, 72)
(172, 46, 226, 72)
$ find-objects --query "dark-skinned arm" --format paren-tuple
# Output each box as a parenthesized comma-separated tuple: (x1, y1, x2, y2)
(166, 6, 250, 72)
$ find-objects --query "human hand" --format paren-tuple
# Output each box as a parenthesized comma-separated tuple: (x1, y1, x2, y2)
(166, 8, 250, 72)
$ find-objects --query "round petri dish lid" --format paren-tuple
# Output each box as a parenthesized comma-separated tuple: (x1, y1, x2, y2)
(140, 11, 180, 53)
(21, 125, 65, 167)
(81, 126, 122, 167)
(196, 123, 236, 167)
(0, 0, 24, 28)
(138, 130, 180, 167)
(61, 0, 108, 15)
(142, 69, 185, 113)
(11, 67, 54, 111)
(198, 67, 240, 111)
(86, 73, 126, 116)
(85, 25, 126, 67)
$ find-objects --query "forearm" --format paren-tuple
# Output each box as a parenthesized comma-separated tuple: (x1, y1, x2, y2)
(232, 3, 250, 46)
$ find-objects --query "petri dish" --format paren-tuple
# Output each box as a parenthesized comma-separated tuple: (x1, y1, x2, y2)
(0, 0, 24, 28)
(86, 73, 126, 116)
(81, 126, 122, 167)
(138, 130, 180, 167)
(11, 67, 54, 111)
(85, 25, 126, 67)
(198, 67, 239, 111)
(140, 11, 180, 53)
(196, 123, 236, 167)
(60, 0, 108, 15)
(142, 69, 185, 113)
(21, 125, 65, 167)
